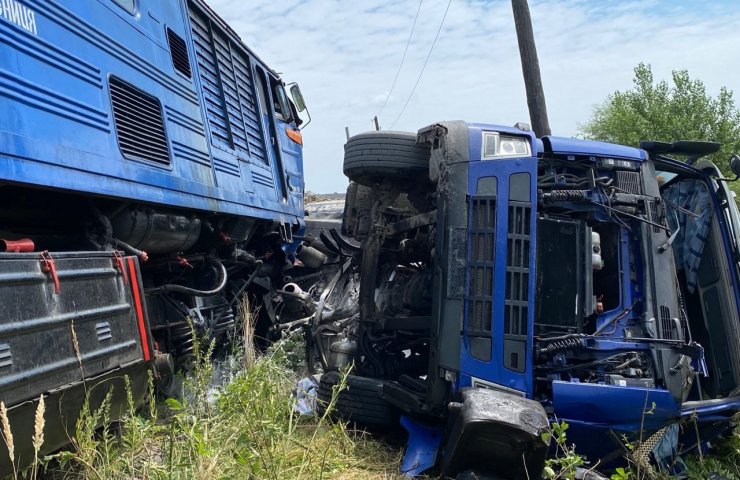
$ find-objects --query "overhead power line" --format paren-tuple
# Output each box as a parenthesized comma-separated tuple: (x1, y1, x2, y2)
(389, 0, 452, 130)
(376, 0, 424, 119)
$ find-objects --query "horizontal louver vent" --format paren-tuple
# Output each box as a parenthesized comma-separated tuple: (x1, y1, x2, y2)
(167, 28, 192, 78)
(110, 77, 170, 165)
(96, 321, 112, 341)
(188, 3, 267, 163)
(0, 343, 11, 369)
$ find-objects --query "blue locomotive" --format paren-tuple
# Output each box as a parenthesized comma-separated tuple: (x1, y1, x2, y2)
(0, 0, 309, 471)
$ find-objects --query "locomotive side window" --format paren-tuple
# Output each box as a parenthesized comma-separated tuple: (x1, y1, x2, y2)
(112, 0, 136, 14)
(273, 84, 292, 123)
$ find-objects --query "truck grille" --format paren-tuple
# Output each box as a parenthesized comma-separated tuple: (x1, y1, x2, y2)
(466, 196, 496, 359)
(648, 200, 662, 233)
(616, 170, 642, 195)
(504, 202, 531, 372)
(109, 77, 170, 165)
(660, 305, 673, 339)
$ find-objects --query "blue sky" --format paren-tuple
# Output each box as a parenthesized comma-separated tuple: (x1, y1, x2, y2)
(208, 0, 740, 193)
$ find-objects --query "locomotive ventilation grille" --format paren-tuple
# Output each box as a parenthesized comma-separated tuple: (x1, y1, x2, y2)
(167, 28, 192, 78)
(109, 76, 171, 165)
(188, 3, 268, 163)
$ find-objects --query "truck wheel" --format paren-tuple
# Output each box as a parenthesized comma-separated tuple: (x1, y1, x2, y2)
(343, 131, 430, 188)
(317, 371, 400, 428)
(342, 182, 424, 241)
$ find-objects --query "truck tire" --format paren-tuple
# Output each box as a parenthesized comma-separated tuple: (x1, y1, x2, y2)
(317, 371, 400, 428)
(342, 182, 425, 241)
(343, 131, 430, 187)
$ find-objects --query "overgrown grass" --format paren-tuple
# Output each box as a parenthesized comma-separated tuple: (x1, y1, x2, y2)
(683, 423, 740, 480)
(36, 332, 402, 480)
(544, 417, 740, 480)
(5, 301, 736, 479)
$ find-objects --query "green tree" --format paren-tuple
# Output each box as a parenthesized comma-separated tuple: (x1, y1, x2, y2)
(581, 63, 740, 174)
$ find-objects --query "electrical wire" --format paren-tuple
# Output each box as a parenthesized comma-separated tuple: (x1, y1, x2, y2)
(389, 0, 453, 129)
(376, 0, 424, 119)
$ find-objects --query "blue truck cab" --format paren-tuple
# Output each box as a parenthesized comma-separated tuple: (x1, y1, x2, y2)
(312, 121, 740, 478)
(0, 0, 308, 471)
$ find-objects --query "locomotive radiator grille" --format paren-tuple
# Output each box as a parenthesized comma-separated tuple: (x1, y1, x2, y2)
(109, 76, 170, 165)
(188, 3, 268, 164)
(167, 28, 192, 78)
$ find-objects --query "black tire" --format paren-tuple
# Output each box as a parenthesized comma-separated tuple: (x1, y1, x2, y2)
(343, 131, 430, 187)
(156, 372, 184, 400)
(317, 371, 400, 428)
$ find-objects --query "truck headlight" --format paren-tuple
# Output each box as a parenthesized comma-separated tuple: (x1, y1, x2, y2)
(482, 132, 531, 159)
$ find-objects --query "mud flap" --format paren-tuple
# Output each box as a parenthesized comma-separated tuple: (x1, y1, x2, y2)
(440, 388, 549, 479)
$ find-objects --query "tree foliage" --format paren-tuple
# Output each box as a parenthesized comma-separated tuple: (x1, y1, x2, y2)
(581, 63, 740, 174)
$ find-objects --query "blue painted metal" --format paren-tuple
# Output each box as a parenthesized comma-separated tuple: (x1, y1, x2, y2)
(459, 124, 538, 396)
(407, 123, 740, 475)
(399, 416, 443, 478)
(544, 136, 646, 161)
(0, 0, 303, 225)
(682, 397, 740, 418)
(552, 381, 680, 429)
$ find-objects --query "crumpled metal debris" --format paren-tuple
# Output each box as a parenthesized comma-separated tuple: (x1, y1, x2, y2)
(293, 375, 320, 415)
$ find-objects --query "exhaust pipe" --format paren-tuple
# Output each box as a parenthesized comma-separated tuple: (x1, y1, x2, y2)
(296, 243, 327, 269)
(0, 238, 35, 253)
(283, 282, 304, 294)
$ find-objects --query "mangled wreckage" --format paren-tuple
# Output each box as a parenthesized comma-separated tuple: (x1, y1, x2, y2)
(287, 122, 740, 478)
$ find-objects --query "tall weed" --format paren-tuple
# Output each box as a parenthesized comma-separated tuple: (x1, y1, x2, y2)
(38, 311, 402, 480)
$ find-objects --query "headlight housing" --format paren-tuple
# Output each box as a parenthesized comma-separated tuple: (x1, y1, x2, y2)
(482, 132, 531, 159)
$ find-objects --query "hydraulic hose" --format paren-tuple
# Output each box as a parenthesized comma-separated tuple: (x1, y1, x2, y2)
(149, 257, 228, 296)
(211, 260, 263, 326)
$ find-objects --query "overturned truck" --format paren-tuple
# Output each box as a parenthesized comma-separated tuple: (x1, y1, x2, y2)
(300, 122, 740, 478)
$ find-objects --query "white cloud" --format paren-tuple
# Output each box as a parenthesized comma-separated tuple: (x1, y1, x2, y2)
(207, 0, 740, 193)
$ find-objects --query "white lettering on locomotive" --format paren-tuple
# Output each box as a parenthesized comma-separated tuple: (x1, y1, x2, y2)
(0, 0, 37, 36)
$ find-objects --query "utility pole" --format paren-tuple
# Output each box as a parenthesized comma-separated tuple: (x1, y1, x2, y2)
(511, 0, 551, 137)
